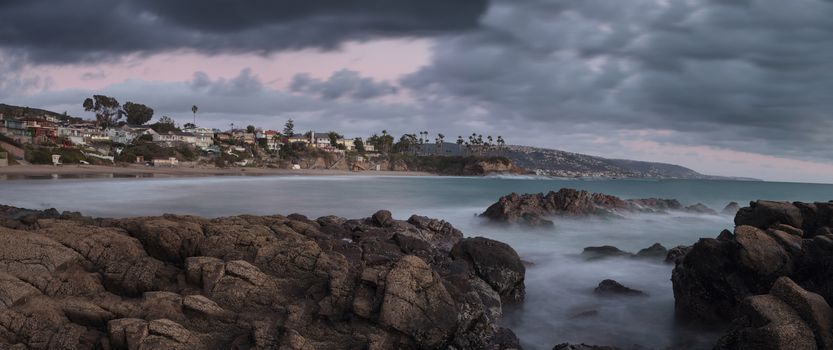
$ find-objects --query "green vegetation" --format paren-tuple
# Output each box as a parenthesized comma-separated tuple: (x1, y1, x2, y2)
(122, 102, 154, 125)
(25, 146, 89, 165)
(388, 154, 511, 175)
(149, 116, 180, 133)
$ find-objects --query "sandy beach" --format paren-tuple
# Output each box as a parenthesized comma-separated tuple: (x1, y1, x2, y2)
(0, 164, 433, 179)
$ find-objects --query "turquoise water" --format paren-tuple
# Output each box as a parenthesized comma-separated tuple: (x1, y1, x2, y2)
(2, 175, 833, 349)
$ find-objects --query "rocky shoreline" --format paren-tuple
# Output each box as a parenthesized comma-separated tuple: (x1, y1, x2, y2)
(0, 205, 524, 349)
(3, 195, 833, 349)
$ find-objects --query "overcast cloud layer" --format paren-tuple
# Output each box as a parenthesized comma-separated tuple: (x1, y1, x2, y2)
(1, 0, 833, 182)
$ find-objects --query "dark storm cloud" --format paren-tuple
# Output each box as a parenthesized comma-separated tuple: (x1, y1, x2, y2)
(290, 70, 398, 100)
(0, 0, 487, 64)
(402, 0, 833, 162)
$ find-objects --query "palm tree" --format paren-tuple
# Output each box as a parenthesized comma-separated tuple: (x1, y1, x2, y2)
(191, 105, 198, 126)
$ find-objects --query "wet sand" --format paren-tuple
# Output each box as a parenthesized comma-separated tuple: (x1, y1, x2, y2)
(0, 164, 433, 180)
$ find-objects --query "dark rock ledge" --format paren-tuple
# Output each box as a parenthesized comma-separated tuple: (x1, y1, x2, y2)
(0, 205, 525, 350)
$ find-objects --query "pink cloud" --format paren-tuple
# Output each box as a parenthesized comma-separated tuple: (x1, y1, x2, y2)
(17, 39, 430, 93)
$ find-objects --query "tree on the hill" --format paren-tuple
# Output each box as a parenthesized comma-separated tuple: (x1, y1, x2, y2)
(283, 119, 295, 136)
(246, 125, 256, 134)
(191, 105, 198, 126)
(150, 116, 180, 133)
(83, 95, 122, 129)
(122, 102, 154, 125)
(354, 137, 365, 153)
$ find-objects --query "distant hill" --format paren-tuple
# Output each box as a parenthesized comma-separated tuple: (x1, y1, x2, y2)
(504, 145, 759, 181)
(0, 103, 83, 123)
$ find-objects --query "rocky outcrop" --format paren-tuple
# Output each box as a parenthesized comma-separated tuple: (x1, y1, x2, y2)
(672, 200, 833, 327)
(581, 243, 668, 261)
(735, 200, 833, 237)
(481, 188, 717, 226)
(593, 279, 647, 297)
(0, 206, 524, 349)
(714, 277, 833, 350)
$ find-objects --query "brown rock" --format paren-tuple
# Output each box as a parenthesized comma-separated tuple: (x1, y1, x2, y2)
(379, 255, 457, 347)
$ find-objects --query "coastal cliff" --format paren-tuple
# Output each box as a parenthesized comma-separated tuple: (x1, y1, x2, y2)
(0, 205, 524, 349)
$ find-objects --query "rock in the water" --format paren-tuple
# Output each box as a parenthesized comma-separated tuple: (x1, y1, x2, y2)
(594, 279, 647, 297)
(684, 203, 718, 215)
(0, 205, 524, 349)
(481, 188, 716, 227)
(636, 243, 668, 259)
(722, 202, 741, 215)
(582, 245, 632, 260)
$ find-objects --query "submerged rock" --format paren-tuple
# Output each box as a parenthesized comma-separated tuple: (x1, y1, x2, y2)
(635, 243, 668, 259)
(481, 188, 717, 227)
(722, 202, 741, 215)
(684, 203, 718, 215)
(0, 205, 524, 349)
(594, 279, 647, 297)
(582, 245, 632, 260)
(581, 243, 668, 261)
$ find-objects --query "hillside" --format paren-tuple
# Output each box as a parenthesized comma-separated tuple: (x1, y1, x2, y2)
(0, 103, 83, 123)
(504, 145, 759, 180)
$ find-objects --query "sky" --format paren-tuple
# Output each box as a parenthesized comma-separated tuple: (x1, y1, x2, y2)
(1, 0, 832, 183)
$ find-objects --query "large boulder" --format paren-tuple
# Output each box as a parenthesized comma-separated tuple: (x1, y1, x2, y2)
(673, 200, 833, 326)
(451, 237, 526, 304)
(379, 255, 457, 347)
(714, 277, 833, 350)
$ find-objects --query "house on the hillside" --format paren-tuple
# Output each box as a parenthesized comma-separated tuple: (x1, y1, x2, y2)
(20, 117, 57, 144)
(336, 138, 355, 151)
(153, 131, 197, 147)
(310, 132, 331, 149)
(0, 116, 33, 144)
(231, 130, 256, 145)
(106, 125, 157, 145)
(286, 134, 309, 145)
(182, 126, 214, 149)
(259, 130, 281, 151)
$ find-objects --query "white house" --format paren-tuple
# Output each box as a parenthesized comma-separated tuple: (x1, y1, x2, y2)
(153, 131, 197, 147)
(310, 132, 331, 148)
(336, 138, 355, 151)
(182, 126, 214, 149)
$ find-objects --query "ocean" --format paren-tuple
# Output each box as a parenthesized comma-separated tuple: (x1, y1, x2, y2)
(2, 175, 833, 349)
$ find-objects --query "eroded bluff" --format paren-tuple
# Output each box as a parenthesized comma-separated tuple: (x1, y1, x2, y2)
(0, 206, 524, 350)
